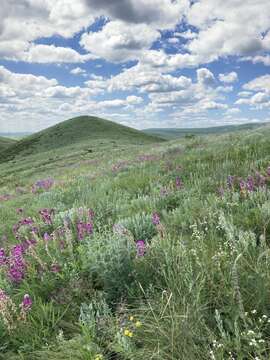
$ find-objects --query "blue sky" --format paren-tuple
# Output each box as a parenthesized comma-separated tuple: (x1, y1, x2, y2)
(0, 0, 270, 132)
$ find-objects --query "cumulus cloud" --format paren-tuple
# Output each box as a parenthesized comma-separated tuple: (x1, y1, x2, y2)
(83, 0, 188, 29)
(243, 75, 270, 92)
(186, 0, 270, 62)
(80, 21, 159, 62)
(219, 72, 238, 83)
(197, 68, 215, 87)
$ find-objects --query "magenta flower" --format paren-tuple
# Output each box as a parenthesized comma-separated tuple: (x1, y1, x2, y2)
(39, 209, 54, 225)
(152, 212, 160, 225)
(246, 176, 255, 192)
(77, 220, 93, 240)
(8, 244, 26, 283)
(21, 294, 32, 311)
(136, 240, 146, 257)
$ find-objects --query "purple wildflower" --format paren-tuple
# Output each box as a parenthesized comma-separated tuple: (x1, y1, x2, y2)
(43, 232, 51, 242)
(239, 179, 246, 191)
(246, 176, 255, 192)
(0, 248, 6, 266)
(227, 175, 235, 189)
(136, 240, 146, 257)
(8, 245, 26, 283)
(21, 294, 32, 311)
(267, 166, 270, 176)
(51, 263, 61, 273)
(175, 176, 183, 189)
(152, 212, 160, 225)
(77, 220, 93, 240)
(39, 209, 54, 225)
(88, 209, 95, 221)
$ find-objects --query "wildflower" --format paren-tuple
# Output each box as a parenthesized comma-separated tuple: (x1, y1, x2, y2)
(217, 187, 224, 197)
(77, 220, 93, 240)
(175, 176, 183, 189)
(88, 209, 95, 221)
(21, 294, 32, 311)
(136, 240, 146, 257)
(124, 329, 133, 337)
(129, 316, 134, 321)
(152, 212, 160, 225)
(246, 176, 254, 192)
(51, 263, 61, 273)
(135, 321, 142, 328)
(267, 166, 270, 176)
(0, 248, 6, 266)
(0, 289, 17, 331)
(94, 354, 103, 360)
(227, 175, 235, 189)
(39, 208, 54, 225)
(43, 232, 51, 242)
(8, 244, 26, 283)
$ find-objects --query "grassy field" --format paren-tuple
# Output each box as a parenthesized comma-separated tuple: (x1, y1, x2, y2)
(144, 122, 269, 139)
(1, 118, 270, 359)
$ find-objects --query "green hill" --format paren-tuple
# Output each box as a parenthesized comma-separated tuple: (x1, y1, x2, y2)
(144, 122, 268, 139)
(0, 136, 17, 152)
(0, 116, 164, 163)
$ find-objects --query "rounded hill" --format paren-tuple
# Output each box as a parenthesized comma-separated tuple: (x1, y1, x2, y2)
(0, 116, 164, 162)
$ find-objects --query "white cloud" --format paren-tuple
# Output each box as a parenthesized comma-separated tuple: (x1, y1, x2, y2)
(197, 68, 215, 87)
(186, 0, 270, 63)
(70, 67, 87, 75)
(21, 44, 96, 63)
(80, 21, 160, 63)
(219, 72, 238, 83)
(243, 75, 270, 92)
(83, 0, 188, 29)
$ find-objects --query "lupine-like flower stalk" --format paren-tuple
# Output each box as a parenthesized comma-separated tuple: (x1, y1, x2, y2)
(39, 208, 54, 225)
(136, 240, 146, 257)
(152, 212, 160, 225)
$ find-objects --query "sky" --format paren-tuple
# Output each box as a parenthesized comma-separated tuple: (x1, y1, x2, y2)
(0, 0, 270, 132)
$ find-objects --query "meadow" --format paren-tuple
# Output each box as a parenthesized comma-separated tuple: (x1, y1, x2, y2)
(1, 117, 270, 359)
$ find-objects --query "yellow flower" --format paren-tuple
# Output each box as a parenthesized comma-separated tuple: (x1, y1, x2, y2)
(94, 354, 103, 360)
(135, 321, 142, 328)
(129, 316, 134, 321)
(124, 329, 130, 336)
(128, 331, 133, 337)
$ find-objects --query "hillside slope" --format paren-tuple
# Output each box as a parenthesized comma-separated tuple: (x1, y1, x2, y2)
(144, 122, 268, 139)
(0, 116, 164, 162)
(0, 136, 17, 152)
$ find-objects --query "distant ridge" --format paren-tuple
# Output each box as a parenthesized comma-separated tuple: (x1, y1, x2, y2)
(0, 116, 164, 162)
(144, 122, 269, 139)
